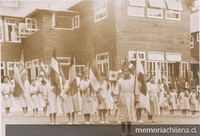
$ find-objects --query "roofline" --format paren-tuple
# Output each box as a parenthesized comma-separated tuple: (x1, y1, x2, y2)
(17, 8, 79, 23)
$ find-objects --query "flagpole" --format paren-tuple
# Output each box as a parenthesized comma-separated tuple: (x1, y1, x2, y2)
(134, 50, 138, 106)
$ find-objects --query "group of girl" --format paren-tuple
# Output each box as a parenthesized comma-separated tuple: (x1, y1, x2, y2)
(1, 69, 199, 125)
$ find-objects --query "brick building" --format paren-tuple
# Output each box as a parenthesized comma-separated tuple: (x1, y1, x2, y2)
(1, 0, 195, 83)
(190, 11, 199, 84)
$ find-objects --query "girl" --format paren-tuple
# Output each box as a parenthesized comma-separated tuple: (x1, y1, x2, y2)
(38, 73, 48, 116)
(1, 75, 14, 116)
(80, 70, 94, 124)
(146, 76, 160, 123)
(46, 78, 59, 125)
(168, 86, 177, 116)
(114, 66, 136, 136)
(179, 87, 188, 117)
(96, 72, 110, 124)
(64, 80, 80, 124)
(20, 72, 30, 117)
(189, 87, 199, 117)
(30, 79, 39, 117)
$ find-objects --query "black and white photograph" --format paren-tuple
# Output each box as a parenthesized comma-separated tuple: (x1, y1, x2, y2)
(1, 0, 200, 136)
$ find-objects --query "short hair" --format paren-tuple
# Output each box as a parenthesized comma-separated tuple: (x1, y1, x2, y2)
(100, 72, 106, 77)
(41, 79, 46, 85)
(121, 66, 131, 72)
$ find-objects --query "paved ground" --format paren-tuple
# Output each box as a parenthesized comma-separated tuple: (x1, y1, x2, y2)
(1, 109, 200, 136)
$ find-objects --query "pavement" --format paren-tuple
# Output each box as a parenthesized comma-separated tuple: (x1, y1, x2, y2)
(1, 98, 200, 136)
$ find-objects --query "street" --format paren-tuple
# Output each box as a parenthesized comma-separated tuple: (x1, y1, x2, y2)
(1, 109, 200, 136)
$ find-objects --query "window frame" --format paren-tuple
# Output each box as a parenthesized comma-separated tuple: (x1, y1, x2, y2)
(190, 35, 194, 48)
(129, 51, 146, 61)
(147, 8, 164, 19)
(94, 0, 107, 23)
(4, 17, 21, 43)
(75, 65, 85, 75)
(166, 10, 181, 21)
(7, 62, 20, 77)
(197, 33, 199, 42)
(1, 62, 6, 76)
(2, 0, 18, 7)
(52, 13, 80, 30)
(181, 62, 188, 78)
(96, 52, 109, 72)
(25, 18, 38, 31)
(0, 17, 3, 42)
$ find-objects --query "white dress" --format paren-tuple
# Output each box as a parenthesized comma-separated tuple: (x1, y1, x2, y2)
(19, 80, 30, 107)
(37, 80, 47, 108)
(80, 79, 94, 114)
(97, 80, 113, 110)
(168, 91, 177, 110)
(63, 82, 81, 113)
(189, 92, 199, 111)
(147, 83, 160, 115)
(29, 85, 39, 109)
(114, 75, 136, 122)
(1, 83, 15, 108)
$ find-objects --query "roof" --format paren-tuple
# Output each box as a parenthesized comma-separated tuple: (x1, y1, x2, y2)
(190, 12, 199, 33)
(17, 8, 79, 23)
(52, 0, 82, 10)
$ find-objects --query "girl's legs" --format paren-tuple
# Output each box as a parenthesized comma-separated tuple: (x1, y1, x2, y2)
(99, 110, 103, 123)
(103, 109, 108, 123)
(160, 107, 163, 116)
(25, 107, 28, 115)
(33, 109, 36, 116)
(49, 113, 53, 124)
(67, 113, 71, 123)
(127, 121, 132, 134)
(5, 108, 9, 115)
(22, 107, 26, 115)
(84, 114, 87, 123)
(121, 122, 126, 134)
(43, 106, 47, 116)
(53, 113, 57, 124)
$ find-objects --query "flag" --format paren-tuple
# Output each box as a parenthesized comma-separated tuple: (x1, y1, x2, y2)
(18, 50, 26, 80)
(31, 61, 36, 80)
(40, 61, 49, 79)
(156, 64, 162, 84)
(135, 51, 150, 112)
(89, 50, 104, 91)
(50, 47, 61, 95)
(68, 51, 78, 95)
(59, 63, 66, 87)
(185, 66, 189, 88)
(13, 62, 24, 97)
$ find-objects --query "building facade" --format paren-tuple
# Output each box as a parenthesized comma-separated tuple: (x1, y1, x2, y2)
(1, 0, 195, 83)
(190, 11, 199, 84)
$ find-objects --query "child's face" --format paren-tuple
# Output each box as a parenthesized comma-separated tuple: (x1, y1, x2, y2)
(3, 77, 9, 83)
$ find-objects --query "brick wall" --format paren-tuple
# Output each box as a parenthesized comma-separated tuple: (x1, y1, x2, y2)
(70, 0, 117, 70)
(114, 0, 191, 69)
(191, 32, 199, 61)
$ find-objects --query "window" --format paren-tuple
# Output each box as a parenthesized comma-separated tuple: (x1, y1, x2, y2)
(197, 33, 199, 42)
(0, 17, 3, 42)
(146, 61, 168, 80)
(165, 0, 182, 21)
(52, 13, 80, 30)
(94, 0, 107, 22)
(7, 62, 20, 77)
(25, 18, 37, 30)
(75, 65, 85, 75)
(18, 23, 30, 38)
(25, 59, 40, 82)
(127, 0, 146, 17)
(1, 62, 6, 76)
(166, 10, 181, 21)
(96, 52, 109, 72)
(147, 0, 165, 19)
(191, 35, 194, 48)
(73, 15, 80, 29)
(181, 62, 188, 78)
(4, 18, 21, 42)
(129, 51, 146, 61)
(2, 0, 18, 7)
